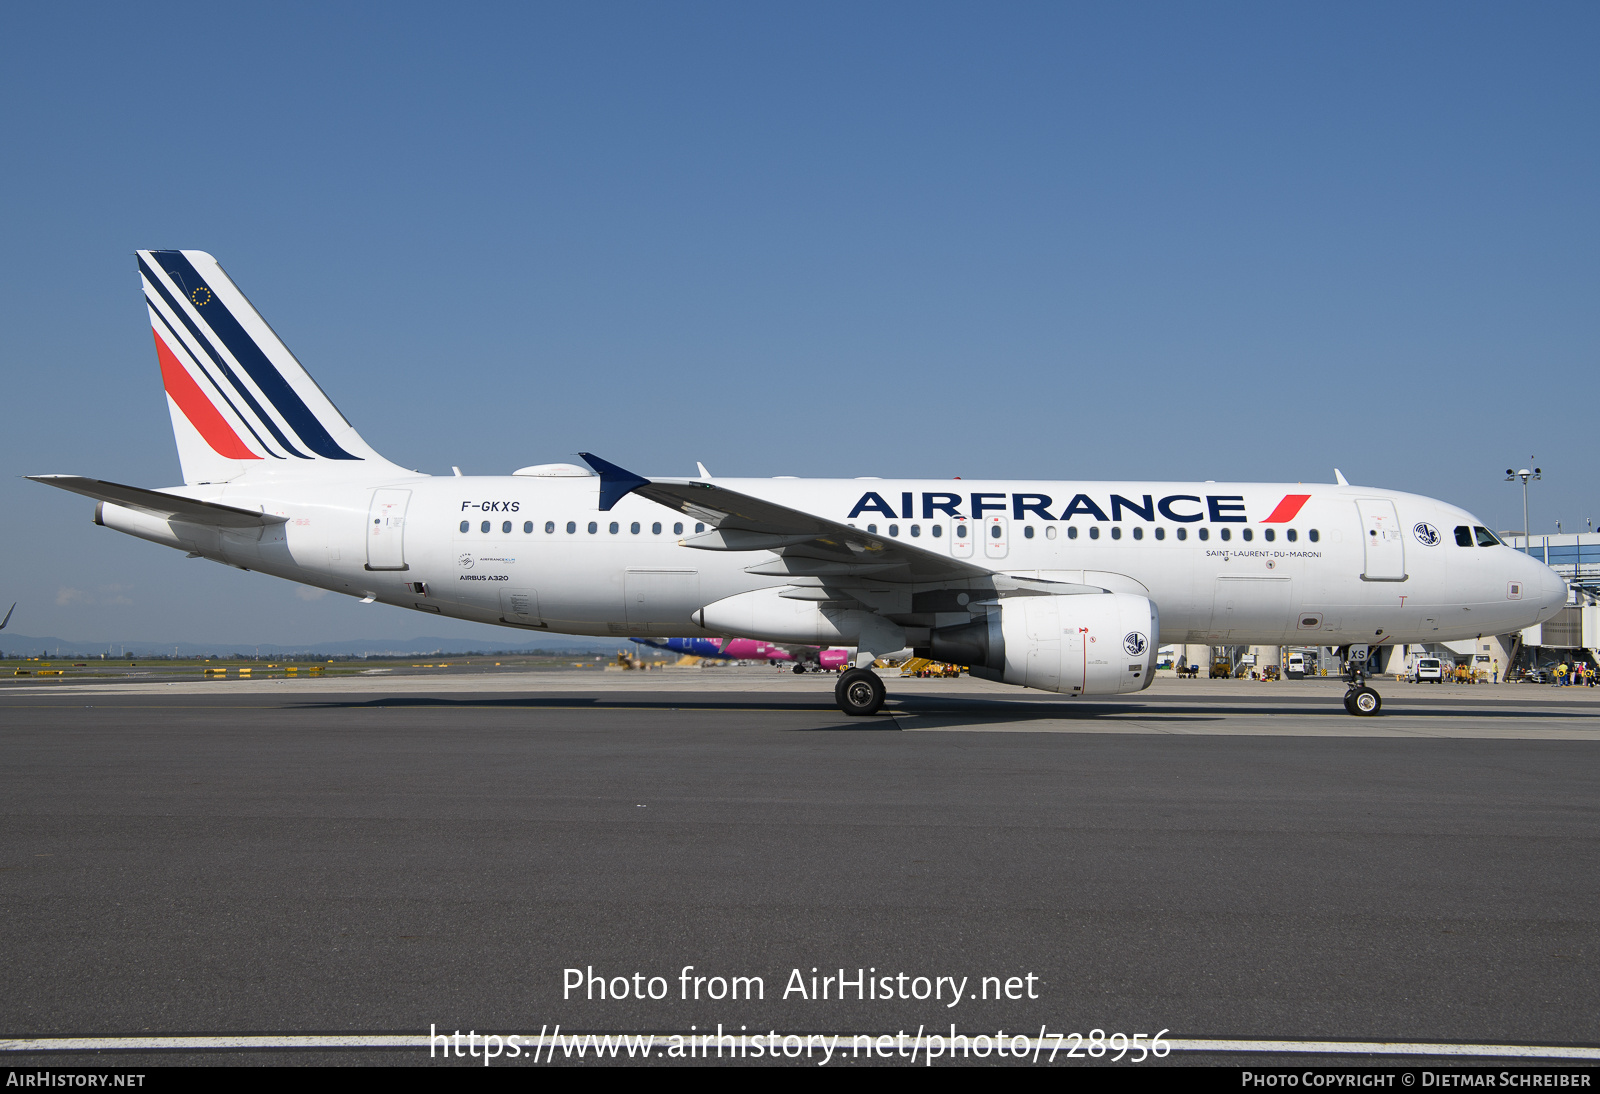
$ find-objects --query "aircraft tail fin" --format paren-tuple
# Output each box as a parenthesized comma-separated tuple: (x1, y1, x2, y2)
(138, 250, 402, 484)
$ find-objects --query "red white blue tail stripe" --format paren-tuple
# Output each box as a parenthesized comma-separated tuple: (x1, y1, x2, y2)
(139, 249, 390, 481)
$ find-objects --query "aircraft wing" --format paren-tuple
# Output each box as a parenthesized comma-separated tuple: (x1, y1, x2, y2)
(28, 476, 289, 529)
(578, 454, 1103, 596)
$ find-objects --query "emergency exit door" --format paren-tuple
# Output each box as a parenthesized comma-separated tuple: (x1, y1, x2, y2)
(951, 517, 975, 558)
(983, 516, 1009, 559)
(1356, 498, 1406, 581)
(365, 489, 411, 571)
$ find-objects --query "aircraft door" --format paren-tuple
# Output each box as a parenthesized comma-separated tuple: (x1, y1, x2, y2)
(365, 489, 410, 571)
(1357, 498, 1407, 581)
(951, 517, 974, 558)
(500, 589, 544, 628)
(984, 516, 1009, 559)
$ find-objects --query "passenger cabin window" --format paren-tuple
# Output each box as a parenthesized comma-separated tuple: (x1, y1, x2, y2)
(931, 525, 943, 537)
(1308, 529, 1319, 543)
(695, 523, 705, 533)
(990, 524, 1002, 539)
(546, 521, 555, 533)
(1090, 526, 1100, 540)
(1023, 525, 1034, 539)
(630, 522, 640, 534)
(652, 522, 662, 534)
(956, 525, 968, 539)
(609, 522, 619, 534)
(1241, 528, 1252, 542)
(674, 522, 684, 535)
(502, 521, 512, 534)
(867, 524, 877, 534)
(888, 525, 899, 537)
(1264, 529, 1275, 542)
(481, 521, 491, 533)
(1133, 526, 1143, 541)
(910, 524, 921, 537)
(1176, 527, 1187, 541)
(566, 521, 577, 534)
(1219, 528, 1230, 542)
(1474, 526, 1499, 547)
(588, 521, 598, 534)
(1045, 526, 1057, 540)
(1154, 527, 1165, 541)
(1198, 528, 1209, 541)
(1286, 529, 1297, 542)
(524, 521, 533, 534)
(459, 520, 469, 533)
(1111, 526, 1122, 540)
(1455, 526, 1472, 547)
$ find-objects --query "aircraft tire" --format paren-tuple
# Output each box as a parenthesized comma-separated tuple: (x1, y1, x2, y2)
(836, 669, 885, 716)
(793, 664, 806, 674)
(1348, 686, 1381, 716)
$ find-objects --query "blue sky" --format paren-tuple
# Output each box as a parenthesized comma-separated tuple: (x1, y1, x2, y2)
(2, 2, 1595, 644)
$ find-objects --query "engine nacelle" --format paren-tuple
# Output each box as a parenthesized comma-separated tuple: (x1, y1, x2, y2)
(916, 593, 1159, 696)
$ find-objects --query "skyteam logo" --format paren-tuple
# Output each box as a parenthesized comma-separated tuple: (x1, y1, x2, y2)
(1413, 522, 1441, 546)
(1123, 632, 1148, 657)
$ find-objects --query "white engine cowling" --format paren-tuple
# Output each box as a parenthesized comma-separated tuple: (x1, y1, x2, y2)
(917, 593, 1159, 696)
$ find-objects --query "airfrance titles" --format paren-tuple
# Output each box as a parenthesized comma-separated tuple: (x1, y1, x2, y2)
(847, 490, 1275, 524)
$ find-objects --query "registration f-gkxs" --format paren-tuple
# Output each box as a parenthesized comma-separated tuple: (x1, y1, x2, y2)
(33, 251, 1567, 716)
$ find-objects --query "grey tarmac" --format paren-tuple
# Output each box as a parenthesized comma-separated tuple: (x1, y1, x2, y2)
(1, 671, 1596, 1066)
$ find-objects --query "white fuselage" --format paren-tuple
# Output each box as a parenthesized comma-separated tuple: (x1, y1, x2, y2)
(97, 472, 1567, 649)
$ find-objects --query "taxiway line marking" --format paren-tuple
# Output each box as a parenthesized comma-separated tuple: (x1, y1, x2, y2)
(2, 1035, 1598, 1059)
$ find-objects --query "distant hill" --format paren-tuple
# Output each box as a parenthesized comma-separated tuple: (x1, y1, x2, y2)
(0, 633, 622, 659)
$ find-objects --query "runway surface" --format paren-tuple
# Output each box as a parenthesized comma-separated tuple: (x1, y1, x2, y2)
(2, 671, 1597, 1066)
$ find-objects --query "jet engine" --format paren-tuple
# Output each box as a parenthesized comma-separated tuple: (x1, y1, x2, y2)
(916, 593, 1159, 696)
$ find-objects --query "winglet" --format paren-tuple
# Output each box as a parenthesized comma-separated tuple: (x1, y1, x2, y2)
(0, 603, 12, 631)
(577, 453, 651, 512)
(1334, 468, 1350, 486)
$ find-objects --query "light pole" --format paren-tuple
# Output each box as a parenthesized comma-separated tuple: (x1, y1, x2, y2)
(1505, 461, 1541, 554)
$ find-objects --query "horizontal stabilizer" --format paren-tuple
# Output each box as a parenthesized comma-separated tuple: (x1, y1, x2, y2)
(28, 476, 288, 529)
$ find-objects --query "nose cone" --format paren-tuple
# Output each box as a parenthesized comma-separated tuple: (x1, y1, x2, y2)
(1531, 558, 1569, 623)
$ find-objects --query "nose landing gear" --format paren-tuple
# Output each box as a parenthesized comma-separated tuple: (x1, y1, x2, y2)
(1344, 686, 1381, 715)
(1341, 645, 1382, 716)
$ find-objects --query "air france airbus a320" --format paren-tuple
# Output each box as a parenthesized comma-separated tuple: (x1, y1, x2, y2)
(33, 251, 1567, 717)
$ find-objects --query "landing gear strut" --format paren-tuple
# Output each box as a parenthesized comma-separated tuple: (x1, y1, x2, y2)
(1341, 646, 1382, 716)
(835, 668, 886, 716)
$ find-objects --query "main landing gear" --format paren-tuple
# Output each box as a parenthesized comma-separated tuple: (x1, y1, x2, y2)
(1341, 646, 1382, 717)
(792, 663, 806, 674)
(835, 668, 886, 716)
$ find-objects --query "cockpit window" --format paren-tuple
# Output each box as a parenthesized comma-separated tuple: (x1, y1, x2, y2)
(1454, 526, 1472, 547)
(1474, 526, 1500, 547)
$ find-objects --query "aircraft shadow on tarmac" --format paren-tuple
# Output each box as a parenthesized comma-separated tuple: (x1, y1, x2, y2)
(292, 693, 1600, 726)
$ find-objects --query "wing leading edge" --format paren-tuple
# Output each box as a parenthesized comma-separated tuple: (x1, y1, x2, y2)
(576, 454, 1104, 598)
